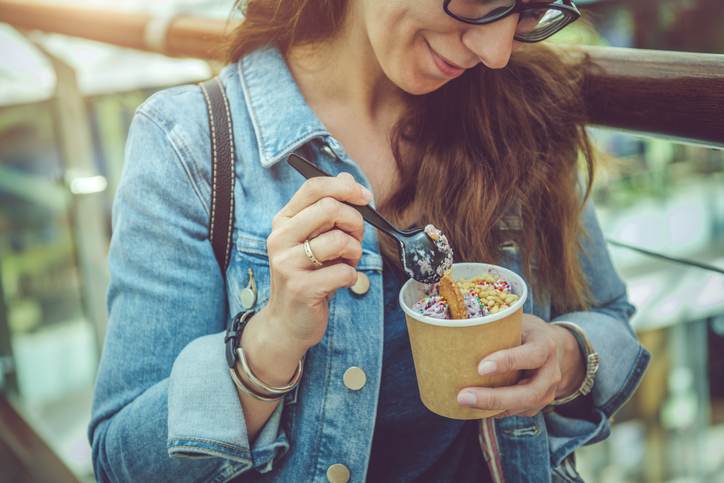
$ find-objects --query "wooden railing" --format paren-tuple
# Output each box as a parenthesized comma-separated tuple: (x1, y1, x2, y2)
(2, 0, 723, 147)
(0, 394, 80, 483)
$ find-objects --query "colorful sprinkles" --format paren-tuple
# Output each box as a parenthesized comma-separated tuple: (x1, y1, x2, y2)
(412, 272, 519, 320)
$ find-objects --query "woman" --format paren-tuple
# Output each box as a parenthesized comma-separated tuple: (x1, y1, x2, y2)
(89, 0, 651, 481)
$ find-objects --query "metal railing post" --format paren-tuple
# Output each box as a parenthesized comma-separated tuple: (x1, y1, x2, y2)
(29, 40, 111, 353)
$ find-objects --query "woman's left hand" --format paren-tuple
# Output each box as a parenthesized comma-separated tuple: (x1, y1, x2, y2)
(456, 314, 586, 417)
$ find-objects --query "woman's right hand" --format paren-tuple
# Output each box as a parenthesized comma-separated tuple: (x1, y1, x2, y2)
(258, 172, 372, 351)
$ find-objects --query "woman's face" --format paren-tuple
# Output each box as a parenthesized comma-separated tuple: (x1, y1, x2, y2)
(360, 0, 522, 94)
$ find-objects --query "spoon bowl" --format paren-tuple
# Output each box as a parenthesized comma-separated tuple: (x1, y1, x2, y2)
(398, 227, 453, 284)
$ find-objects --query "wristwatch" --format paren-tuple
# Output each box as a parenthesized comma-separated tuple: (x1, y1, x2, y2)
(548, 321, 600, 407)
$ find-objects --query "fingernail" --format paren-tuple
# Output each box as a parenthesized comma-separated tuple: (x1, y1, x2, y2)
(458, 391, 476, 406)
(478, 361, 497, 376)
(360, 186, 373, 201)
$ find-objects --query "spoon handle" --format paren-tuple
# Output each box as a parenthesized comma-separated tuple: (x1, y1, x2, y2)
(287, 152, 405, 241)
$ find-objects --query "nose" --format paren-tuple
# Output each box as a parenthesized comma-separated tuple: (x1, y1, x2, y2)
(460, 14, 519, 69)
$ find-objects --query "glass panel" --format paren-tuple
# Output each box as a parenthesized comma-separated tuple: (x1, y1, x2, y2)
(0, 101, 98, 479)
(576, 127, 724, 482)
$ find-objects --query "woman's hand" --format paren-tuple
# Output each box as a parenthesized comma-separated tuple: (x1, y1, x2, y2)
(258, 172, 372, 351)
(456, 314, 586, 417)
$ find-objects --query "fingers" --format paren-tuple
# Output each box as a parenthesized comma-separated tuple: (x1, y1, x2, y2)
(304, 230, 363, 267)
(281, 196, 366, 245)
(458, 354, 561, 414)
(275, 173, 371, 225)
(286, 262, 359, 300)
(477, 332, 554, 375)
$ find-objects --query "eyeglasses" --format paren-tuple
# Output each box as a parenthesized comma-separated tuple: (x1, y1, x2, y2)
(443, 0, 581, 43)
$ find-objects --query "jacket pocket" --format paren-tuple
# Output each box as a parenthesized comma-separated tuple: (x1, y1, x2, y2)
(229, 231, 272, 312)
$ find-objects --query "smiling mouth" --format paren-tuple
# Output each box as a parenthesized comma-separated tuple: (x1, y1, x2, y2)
(425, 40, 466, 78)
(436, 50, 465, 70)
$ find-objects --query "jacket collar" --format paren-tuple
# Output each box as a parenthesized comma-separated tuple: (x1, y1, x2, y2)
(238, 46, 331, 168)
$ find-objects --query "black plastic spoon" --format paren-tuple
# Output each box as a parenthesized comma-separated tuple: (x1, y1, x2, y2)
(287, 152, 453, 284)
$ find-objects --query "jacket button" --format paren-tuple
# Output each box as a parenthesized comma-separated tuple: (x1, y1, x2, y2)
(349, 271, 370, 296)
(326, 463, 350, 483)
(343, 367, 367, 391)
(321, 143, 338, 160)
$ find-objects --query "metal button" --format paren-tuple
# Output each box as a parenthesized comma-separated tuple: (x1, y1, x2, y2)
(240, 268, 257, 309)
(326, 463, 350, 483)
(349, 271, 370, 296)
(240, 288, 255, 309)
(321, 143, 338, 160)
(343, 366, 367, 391)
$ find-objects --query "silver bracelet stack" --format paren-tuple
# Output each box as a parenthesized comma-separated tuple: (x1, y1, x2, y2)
(225, 310, 305, 402)
(230, 346, 305, 402)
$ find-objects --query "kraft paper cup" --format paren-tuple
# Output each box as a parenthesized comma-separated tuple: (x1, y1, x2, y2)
(399, 263, 528, 420)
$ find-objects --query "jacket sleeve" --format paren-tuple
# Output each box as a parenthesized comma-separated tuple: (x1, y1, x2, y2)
(88, 98, 288, 482)
(545, 200, 651, 468)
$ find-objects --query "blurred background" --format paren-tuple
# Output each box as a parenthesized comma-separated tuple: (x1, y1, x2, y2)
(0, 0, 722, 482)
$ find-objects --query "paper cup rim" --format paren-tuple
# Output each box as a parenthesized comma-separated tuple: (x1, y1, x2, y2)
(399, 262, 528, 328)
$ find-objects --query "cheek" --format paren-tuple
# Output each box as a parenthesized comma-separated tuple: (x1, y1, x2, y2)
(389, 35, 452, 95)
(405, 41, 450, 94)
(367, 5, 457, 95)
(367, 27, 449, 94)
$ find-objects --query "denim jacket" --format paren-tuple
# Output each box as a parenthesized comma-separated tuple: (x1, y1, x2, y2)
(88, 46, 651, 483)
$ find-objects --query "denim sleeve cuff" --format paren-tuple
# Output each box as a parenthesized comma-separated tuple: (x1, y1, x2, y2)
(167, 331, 290, 474)
(545, 311, 651, 466)
(546, 405, 610, 468)
(552, 311, 651, 417)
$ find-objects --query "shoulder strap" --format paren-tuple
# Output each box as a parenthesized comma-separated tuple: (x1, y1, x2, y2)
(199, 77, 235, 274)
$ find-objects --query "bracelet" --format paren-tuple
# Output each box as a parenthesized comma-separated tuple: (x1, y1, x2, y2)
(236, 346, 304, 397)
(225, 310, 305, 402)
(547, 321, 600, 407)
(230, 367, 284, 402)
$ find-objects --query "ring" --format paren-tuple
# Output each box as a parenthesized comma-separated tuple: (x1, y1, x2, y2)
(303, 239, 323, 268)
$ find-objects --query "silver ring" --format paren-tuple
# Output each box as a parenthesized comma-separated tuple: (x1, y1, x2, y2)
(303, 239, 323, 267)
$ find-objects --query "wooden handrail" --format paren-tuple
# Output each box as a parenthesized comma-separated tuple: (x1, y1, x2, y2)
(0, 394, 80, 483)
(0, 0, 230, 60)
(1, 0, 723, 147)
(578, 46, 724, 148)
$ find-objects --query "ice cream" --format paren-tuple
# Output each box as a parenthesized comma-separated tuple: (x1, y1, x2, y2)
(401, 224, 454, 283)
(412, 271, 520, 320)
(424, 224, 454, 278)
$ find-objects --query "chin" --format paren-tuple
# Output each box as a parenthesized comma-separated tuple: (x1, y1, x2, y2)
(386, 49, 452, 95)
(407, 79, 449, 96)
(394, 70, 449, 96)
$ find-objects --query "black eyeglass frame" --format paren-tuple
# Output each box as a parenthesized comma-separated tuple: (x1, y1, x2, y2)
(442, 0, 582, 43)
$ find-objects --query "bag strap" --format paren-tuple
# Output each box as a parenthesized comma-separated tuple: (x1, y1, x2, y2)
(199, 77, 236, 274)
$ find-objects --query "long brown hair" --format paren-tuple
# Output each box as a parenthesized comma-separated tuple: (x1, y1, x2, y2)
(227, 0, 595, 312)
